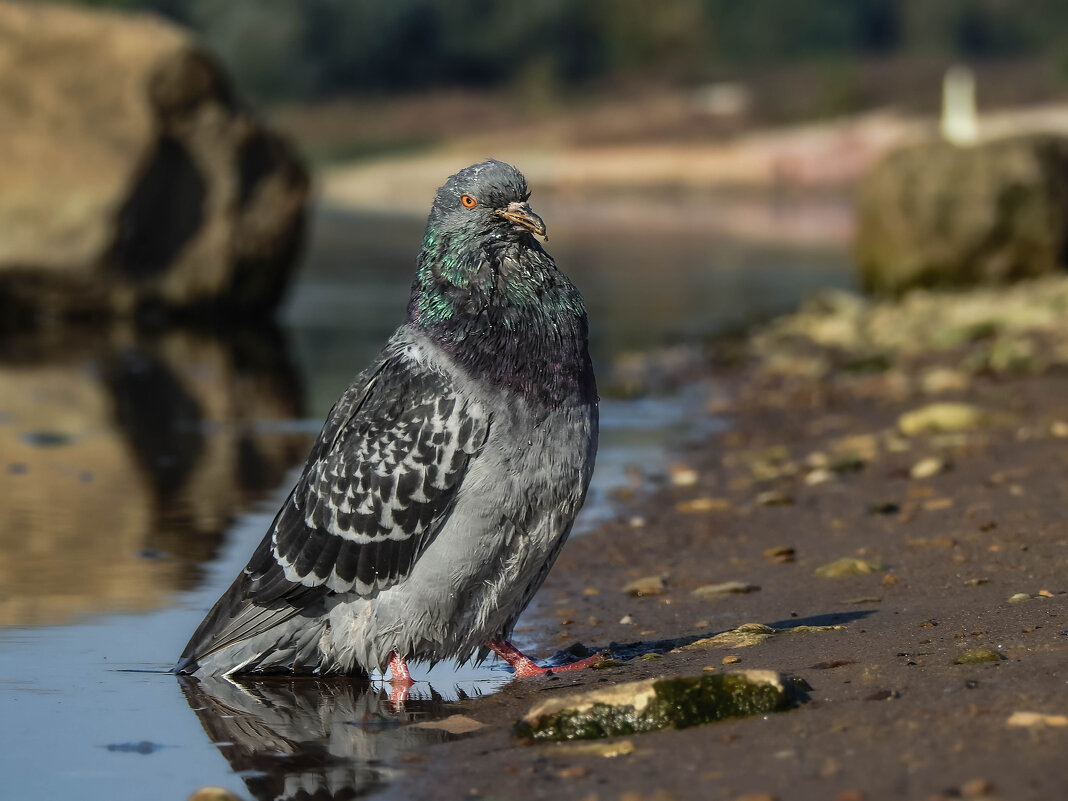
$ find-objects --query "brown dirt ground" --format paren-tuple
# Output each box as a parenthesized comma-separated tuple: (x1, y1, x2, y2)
(385, 367, 1068, 801)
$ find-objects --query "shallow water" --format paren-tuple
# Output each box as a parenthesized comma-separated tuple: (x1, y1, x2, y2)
(0, 206, 852, 801)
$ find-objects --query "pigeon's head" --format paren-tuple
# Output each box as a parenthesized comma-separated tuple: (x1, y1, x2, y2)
(427, 159, 547, 244)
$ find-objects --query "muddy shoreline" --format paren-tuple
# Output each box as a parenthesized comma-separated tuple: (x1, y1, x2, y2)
(383, 286, 1068, 801)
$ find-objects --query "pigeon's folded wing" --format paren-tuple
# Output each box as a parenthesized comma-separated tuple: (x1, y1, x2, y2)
(178, 349, 490, 668)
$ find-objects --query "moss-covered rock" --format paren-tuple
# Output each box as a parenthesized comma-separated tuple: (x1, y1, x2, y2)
(856, 134, 1068, 296)
(514, 671, 809, 741)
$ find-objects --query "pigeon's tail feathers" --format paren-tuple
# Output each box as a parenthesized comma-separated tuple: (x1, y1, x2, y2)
(177, 337, 491, 676)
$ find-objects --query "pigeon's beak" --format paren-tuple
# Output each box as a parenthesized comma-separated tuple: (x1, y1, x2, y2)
(495, 202, 548, 241)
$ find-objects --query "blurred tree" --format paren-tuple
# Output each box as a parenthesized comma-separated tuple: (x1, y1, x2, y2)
(33, 0, 1068, 102)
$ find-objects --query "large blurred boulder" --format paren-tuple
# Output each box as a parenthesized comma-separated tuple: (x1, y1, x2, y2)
(0, 1, 309, 322)
(855, 134, 1068, 296)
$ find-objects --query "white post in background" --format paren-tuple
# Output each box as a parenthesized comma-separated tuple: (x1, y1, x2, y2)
(941, 64, 979, 146)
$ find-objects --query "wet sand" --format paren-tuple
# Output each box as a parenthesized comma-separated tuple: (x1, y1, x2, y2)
(383, 295, 1068, 800)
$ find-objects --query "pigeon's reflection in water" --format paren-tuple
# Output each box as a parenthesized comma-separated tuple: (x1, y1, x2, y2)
(180, 675, 481, 800)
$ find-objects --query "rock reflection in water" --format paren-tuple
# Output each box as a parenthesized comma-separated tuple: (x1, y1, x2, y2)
(0, 325, 309, 626)
(180, 676, 465, 801)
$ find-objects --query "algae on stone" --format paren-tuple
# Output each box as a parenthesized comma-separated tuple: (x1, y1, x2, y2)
(515, 671, 809, 741)
(954, 648, 1004, 665)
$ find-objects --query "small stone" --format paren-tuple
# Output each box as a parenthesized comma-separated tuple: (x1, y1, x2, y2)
(619, 615, 634, 625)
(763, 545, 796, 563)
(692, 581, 760, 598)
(910, 457, 947, 479)
(1007, 593, 1031, 603)
(413, 715, 486, 734)
(556, 766, 587, 779)
(805, 467, 835, 485)
(676, 497, 733, 513)
(898, 403, 998, 436)
(953, 648, 1003, 664)
(920, 367, 970, 395)
(755, 490, 793, 506)
(960, 778, 994, 798)
(623, 576, 665, 597)
(557, 740, 636, 758)
(1006, 711, 1068, 728)
(722, 655, 741, 665)
(881, 573, 900, 586)
(669, 465, 699, 486)
(1037, 589, 1055, 598)
(809, 659, 855, 670)
(868, 501, 901, 515)
(628, 516, 646, 528)
(814, 557, 884, 578)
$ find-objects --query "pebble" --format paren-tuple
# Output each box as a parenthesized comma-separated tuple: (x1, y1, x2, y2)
(804, 467, 834, 485)
(1006, 711, 1068, 728)
(722, 655, 741, 665)
(619, 615, 634, 625)
(763, 545, 796, 563)
(557, 740, 636, 758)
(755, 490, 793, 506)
(622, 575, 665, 597)
(1007, 593, 1031, 603)
(692, 581, 760, 598)
(910, 456, 946, 479)
(898, 402, 993, 436)
(676, 497, 732, 513)
(412, 715, 486, 734)
(960, 778, 994, 797)
(814, 557, 884, 578)
(669, 465, 699, 486)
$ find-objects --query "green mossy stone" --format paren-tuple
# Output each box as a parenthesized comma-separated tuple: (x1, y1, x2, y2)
(514, 671, 809, 742)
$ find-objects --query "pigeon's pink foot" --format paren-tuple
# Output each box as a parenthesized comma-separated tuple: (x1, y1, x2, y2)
(388, 652, 414, 704)
(487, 640, 606, 678)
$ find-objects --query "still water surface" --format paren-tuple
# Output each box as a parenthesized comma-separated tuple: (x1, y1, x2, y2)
(0, 207, 852, 800)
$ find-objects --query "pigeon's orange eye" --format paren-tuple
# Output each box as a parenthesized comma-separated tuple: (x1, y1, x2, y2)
(460, 194, 477, 208)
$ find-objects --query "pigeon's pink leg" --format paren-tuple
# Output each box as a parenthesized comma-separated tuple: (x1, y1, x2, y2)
(388, 652, 414, 704)
(487, 640, 605, 678)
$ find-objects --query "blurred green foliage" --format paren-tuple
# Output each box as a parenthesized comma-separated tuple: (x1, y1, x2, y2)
(46, 0, 1068, 101)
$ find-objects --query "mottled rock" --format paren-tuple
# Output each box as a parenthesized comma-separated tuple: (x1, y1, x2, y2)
(856, 134, 1068, 296)
(0, 2, 308, 323)
(515, 671, 809, 741)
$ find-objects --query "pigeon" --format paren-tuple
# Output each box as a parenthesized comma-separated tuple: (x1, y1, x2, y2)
(176, 160, 601, 688)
